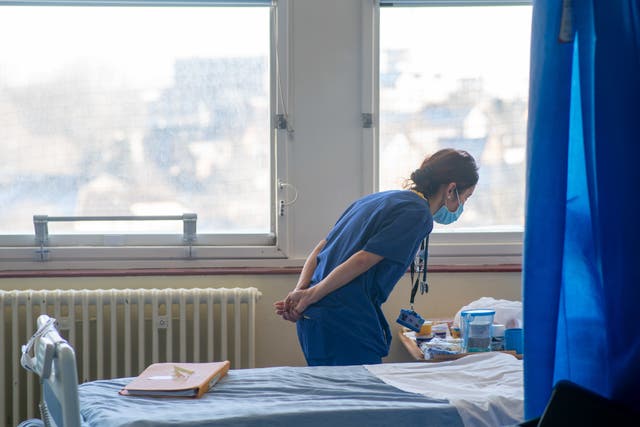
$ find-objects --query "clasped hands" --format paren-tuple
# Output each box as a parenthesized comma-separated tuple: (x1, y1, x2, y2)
(274, 287, 316, 322)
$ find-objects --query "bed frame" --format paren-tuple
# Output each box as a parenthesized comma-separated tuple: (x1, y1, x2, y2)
(20, 315, 524, 427)
(20, 315, 81, 427)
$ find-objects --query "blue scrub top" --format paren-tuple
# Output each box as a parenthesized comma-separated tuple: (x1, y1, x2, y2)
(297, 190, 432, 366)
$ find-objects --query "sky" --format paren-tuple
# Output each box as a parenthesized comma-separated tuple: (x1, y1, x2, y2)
(0, 6, 269, 87)
(381, 6, 532, 99)
(0, 5, 531, 95)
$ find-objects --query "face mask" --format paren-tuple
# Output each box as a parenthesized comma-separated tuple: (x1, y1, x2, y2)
(433, 188, 464, 225)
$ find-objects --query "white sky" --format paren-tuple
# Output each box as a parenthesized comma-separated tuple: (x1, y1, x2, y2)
(0, 6, 269, 87)
(0, 5, 531, 93)
(381, 6, 532, 98)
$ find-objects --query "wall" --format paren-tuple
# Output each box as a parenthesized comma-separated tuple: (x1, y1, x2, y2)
(0, 272, 521, 367)
(0, 0, 523, 366)
(284, 0, 371, 258)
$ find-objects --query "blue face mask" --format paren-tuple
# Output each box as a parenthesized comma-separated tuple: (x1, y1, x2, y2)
(433, 188, 464, 225)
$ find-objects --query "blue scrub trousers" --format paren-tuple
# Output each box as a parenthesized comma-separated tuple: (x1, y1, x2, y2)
(297, 314, 383, 366)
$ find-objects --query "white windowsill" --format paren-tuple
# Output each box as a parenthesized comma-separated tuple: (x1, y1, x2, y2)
(0, 231, 522, 271)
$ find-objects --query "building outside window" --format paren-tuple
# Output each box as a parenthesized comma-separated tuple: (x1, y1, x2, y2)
(379, 2, 532, 234)
(0, 3, 272, 242)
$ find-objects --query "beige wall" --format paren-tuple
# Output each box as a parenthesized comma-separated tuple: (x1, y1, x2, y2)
(0, 271, 521, 367)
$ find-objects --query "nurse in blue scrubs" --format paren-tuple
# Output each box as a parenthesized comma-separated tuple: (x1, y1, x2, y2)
(274, 148, 479, 366)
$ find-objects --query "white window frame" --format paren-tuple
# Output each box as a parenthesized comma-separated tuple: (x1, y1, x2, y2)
(0, 0, 294, 269)
(372, 0, 531, 266)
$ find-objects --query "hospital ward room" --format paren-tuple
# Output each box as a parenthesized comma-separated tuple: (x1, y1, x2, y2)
(1, 1, 639, 426)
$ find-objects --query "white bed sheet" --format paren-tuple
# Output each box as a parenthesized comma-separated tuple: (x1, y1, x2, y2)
(78, 363, 465, 427)
(366, 352, 524, 427)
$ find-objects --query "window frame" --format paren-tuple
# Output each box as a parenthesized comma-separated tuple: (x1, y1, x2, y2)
(0, 0, 290, 269)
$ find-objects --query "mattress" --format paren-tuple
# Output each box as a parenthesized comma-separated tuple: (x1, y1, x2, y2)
(78, 353, 522, 427)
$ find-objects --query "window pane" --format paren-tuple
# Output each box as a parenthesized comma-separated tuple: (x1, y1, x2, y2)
(380, 6, 531, 232)
(0, 6, 270, 235)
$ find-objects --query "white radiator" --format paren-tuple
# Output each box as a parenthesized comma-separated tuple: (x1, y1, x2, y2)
(0, 287, 262, 427)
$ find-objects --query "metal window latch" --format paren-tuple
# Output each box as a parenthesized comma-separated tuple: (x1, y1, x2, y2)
(34, 215, 49, 246)
(182, 213, 197, 244)
(275, 114, 288, 130)
(278, 179, 298, 216)
(34, 246, 49, 262)
(362, 113, 374, 128)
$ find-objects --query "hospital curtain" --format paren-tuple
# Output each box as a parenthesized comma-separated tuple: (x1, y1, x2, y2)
(523, 0, 640, 419)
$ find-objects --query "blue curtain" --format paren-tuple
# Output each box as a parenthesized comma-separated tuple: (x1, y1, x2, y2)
(524, 0, 640, 419)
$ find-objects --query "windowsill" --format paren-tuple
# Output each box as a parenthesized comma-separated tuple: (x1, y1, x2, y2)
(0, 264, 521, 278)
(0, 232, 523, 274)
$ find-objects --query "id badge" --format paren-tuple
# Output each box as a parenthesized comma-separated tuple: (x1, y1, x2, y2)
(396, 308, 425, 332)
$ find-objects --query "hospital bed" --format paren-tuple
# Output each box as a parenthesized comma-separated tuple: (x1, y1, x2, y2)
(21, 315, 524, 427)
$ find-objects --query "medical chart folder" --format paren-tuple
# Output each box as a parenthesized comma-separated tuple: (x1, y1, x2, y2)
(120, 360, 230, 398)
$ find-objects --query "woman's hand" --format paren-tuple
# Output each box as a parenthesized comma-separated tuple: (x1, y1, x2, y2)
(273, 294, 304, 322)
(274, 249, 383, 322)
(284, 288, 317, 320)
(273, 299, 287, 317)
(274, 239, 327, 322)
(273, 287, 318, 322)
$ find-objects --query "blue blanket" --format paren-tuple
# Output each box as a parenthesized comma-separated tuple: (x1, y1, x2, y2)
(79, 365, 463, 427)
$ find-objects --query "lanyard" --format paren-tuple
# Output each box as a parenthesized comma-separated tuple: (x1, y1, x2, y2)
(409, 235, 429, 309)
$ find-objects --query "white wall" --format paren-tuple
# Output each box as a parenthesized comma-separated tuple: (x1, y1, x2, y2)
(283, 0, 371, 258)
(0, 271, 522, 367)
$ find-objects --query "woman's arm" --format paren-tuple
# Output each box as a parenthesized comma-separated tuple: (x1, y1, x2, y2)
(284, 249, 383, 320)
(294, 239, 327, 291)
(274, 239, 326, 319)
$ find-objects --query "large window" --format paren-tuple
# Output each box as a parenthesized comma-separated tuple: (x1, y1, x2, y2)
(379, 2, 532, 234)
(0, 2, 274, 250)
(0, 1, 528, 269)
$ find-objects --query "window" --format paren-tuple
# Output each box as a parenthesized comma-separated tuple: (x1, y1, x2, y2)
(379, 1, 532, 234)
(0, 0, 282, 265)
(378, 1, 532, 263)
(0, 1, 529, 269)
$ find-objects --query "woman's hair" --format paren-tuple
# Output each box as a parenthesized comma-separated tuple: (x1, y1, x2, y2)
(405, 148, 479, 197)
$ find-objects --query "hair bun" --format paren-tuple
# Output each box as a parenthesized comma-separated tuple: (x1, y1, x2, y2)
(411, 167, 430, 185)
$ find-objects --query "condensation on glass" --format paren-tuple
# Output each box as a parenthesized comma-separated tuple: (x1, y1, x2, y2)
(379, 5, 532, 232)
(0, 6, 270, 235)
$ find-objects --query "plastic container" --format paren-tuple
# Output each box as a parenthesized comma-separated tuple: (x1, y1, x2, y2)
(505, 328, 524, 354)
(460, 309, 495, 352)
(418, 321, 433, 337)
(432, 323, 449, 339)
(415, 321, 434, 346)
(491, 324, 505, 351)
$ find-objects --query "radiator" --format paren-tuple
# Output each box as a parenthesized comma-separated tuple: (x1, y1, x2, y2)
(0, 287, 262, 427)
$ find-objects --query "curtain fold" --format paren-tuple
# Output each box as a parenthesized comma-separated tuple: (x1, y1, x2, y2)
(524, 0, 640, 419)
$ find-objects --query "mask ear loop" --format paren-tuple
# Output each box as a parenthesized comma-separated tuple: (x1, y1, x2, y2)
(447, 186, 463, 213)
(444, 184, 457, 210)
